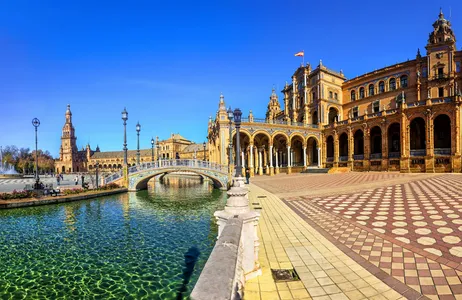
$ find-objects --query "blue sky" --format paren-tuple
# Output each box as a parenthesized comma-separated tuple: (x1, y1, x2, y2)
(1, 0, 461, 157)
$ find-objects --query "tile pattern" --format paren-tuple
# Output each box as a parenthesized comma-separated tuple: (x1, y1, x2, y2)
(288, 175, 462, 264)
(244, 184, 405, 300)
(284, 175, 462, 299)
(251, 173, 412, 196)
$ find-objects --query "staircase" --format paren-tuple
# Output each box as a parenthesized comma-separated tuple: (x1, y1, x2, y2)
(301, 167, 330, 174)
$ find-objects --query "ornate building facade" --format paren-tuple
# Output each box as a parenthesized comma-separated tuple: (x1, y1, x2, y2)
(55, 105, 208, 174)
(207, 11, 462, 175)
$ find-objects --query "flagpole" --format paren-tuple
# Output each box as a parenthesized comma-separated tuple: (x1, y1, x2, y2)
(302, 50, 304, 66)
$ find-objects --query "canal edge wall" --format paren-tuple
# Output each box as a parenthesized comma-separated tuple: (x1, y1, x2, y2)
(0, 188, 128, 209)
(191, 217, 244, 300)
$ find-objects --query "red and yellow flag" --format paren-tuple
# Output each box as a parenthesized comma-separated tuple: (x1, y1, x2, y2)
(294, 51, 304, 57)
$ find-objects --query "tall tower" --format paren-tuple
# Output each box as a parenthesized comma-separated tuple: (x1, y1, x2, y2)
(58, 104, 79, 172)
(425, 9, 457, 98)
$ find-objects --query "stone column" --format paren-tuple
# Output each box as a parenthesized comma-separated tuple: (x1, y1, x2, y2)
(242, 151, 245, 169)
(426, 111, 434, 172)
(333, 132, 339, 168)
(258, 149, 263, 175)
(317, 147, 321, 168)
(400, 112, 410, 172)
(269, 145, 274, 176)
(454, 103, 461, 172)
(303, 146, 307, 168)
(364, 128, 371, 171)
(347, 128, 353, 170)
(382, 123, 388, 171)
(275, 150, 279, 174)
(253, 146, 258, 175)
(287, 146, 292, 174)
(249, 144, 254, 177)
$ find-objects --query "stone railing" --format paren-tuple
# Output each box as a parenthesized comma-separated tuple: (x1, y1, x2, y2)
(410, 149, 426, 157)
(240, 117, 319, 129)
(191, 217, 244, 300)
(192, 178, 260, 300)
(370, 153, 382, 159)
(435, 148, 451, 156)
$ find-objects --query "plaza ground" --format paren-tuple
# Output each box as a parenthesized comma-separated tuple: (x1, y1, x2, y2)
(0, 174, 97, 193)
(246, 172, 462, 300)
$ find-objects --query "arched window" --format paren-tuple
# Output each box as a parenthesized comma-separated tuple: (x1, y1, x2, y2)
(359, 87, 365, 99)
(389, 78, 396, 91)
(400, 75, 408, 88)
(351, 90, 356, 101)
(379, 81, 385, 93)
(329, 91, 333, 99)
(368, 84, 374, 96)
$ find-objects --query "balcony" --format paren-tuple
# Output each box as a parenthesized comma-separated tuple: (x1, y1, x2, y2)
(410, 149, 426, 157)
(434, 148, 451, 156)
(431, 73, 450, 81)
(370, 153, 382, 159)
(388, 152, 401, 158)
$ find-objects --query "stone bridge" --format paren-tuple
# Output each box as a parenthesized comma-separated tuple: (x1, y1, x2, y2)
(103, 159, 230, 191)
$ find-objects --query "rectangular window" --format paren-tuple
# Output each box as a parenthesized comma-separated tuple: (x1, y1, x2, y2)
(438, 67, 444, 79)
(329, 91, 333, 99)
(422, 67, 427, 78)
(352, 107, 359, 118)
(334, 93, 338, 100)
(457, 61, 461, 73)
(438, 87, 444, 97)
(373, 101, 380, 113)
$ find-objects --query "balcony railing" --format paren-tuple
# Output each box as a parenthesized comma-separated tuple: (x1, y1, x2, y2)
(239, 117, 319, 129)
(431, 73, 449, 81)
(388, 152, 401, 158)
(339, 156, 348, 161)
(431, 97, 453, 104)
(370, 153, 382, 159)
(353, 154, 364, 160)
(327, 157, 334, 162)
(410, 149, 426, 157)
(434, 148, 451, 156)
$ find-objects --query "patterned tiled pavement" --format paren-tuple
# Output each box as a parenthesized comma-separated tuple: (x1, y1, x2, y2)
(249, 172, 462, 299)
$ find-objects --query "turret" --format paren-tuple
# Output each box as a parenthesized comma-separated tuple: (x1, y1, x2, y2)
(265, 87, 281, 121)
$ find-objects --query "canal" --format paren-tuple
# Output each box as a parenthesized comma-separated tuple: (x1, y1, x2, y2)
(0, 175, 226, 299)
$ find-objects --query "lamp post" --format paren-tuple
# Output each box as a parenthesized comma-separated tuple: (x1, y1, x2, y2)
(95, 162, 99, 189)
(233, 108, 242, 177)
(227, 107, 233, 172)
(32, 118, 40, 188)
(122, 108, 128, 165)
(151, 137, 155, 162)
(136, 122, 141, 165)
(156, 136, 160, 161)
(203, 142, 206, 161)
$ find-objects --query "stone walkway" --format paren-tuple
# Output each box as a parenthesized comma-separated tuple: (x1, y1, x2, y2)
(245, 172, 462, 299)
(244, 184, 406, 300)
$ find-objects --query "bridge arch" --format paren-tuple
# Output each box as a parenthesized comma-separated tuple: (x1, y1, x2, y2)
(131, 168, 226, 191)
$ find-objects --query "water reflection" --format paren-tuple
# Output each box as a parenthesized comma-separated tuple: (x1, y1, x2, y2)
(0, 174, 226, 299)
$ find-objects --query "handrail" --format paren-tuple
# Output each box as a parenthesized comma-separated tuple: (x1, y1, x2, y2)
(104, 159, 229, 184)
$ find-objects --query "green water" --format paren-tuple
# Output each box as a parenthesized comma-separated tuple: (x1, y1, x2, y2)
(0, 176, 226, 299)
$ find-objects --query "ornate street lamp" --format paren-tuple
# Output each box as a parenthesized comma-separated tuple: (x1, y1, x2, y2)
(32, 118, 40, 188)
(203, 142, 206, 161)
(95, 162, 99, 189)
(233, 108, 242, 177)
(227, 107, 233, 171)
(136, 122, 141, 165)
(151, 137, 155, 162)
(122, 108, 128, 165)
(156, 136, 160, 161)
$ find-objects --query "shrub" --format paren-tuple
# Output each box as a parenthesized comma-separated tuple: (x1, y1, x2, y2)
(0, 190, 35, 200)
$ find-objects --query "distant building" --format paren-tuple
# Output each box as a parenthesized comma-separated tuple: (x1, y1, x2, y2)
(55, 105, 208, 173)
(208, 10, 462, 174)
